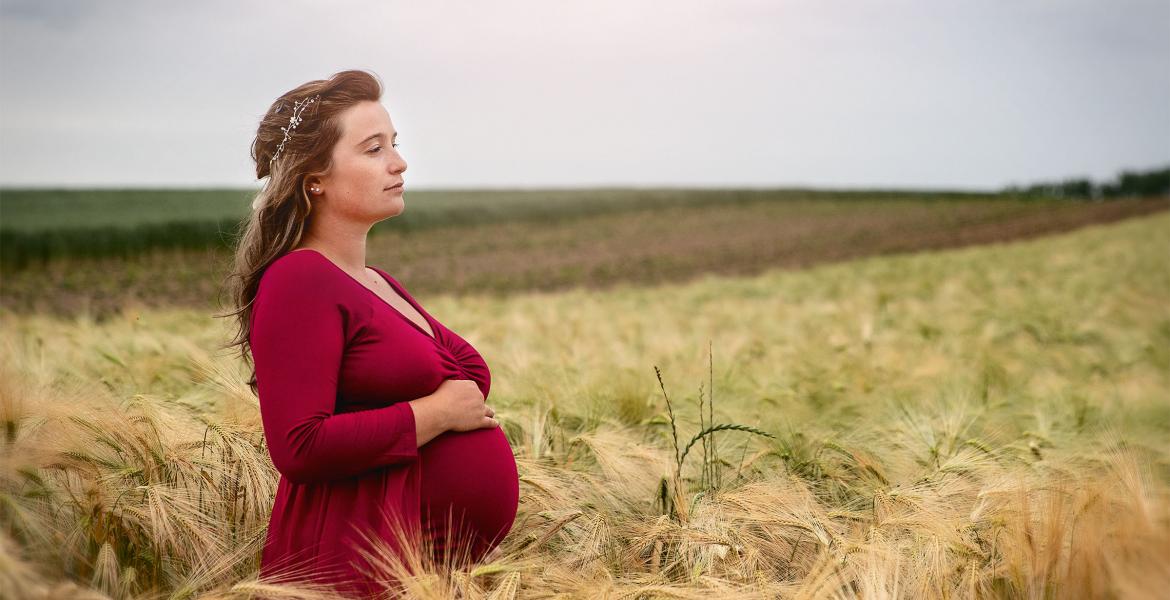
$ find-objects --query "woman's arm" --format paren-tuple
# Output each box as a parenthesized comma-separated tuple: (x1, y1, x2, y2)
(408, 394, 451, 447)
(250, 260, 445, 485)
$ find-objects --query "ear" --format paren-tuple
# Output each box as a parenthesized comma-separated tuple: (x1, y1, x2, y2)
(304, 175, 324, 195)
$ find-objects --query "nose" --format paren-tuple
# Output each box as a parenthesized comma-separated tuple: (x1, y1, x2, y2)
(388, 148, 407, 174)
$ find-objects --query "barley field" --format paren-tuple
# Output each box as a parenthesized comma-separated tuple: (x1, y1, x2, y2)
(1, 211, 1168, 598)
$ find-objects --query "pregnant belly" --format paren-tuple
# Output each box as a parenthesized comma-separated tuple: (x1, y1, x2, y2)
(418, 425, 519, 565)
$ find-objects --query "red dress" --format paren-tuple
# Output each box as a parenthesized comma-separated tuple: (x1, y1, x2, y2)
(249, 249, 519, 597)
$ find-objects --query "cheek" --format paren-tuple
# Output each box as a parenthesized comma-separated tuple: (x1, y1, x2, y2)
(347, 160, 379, 185)
(335, 163, 371, 195)
(326, 159, 383, 210)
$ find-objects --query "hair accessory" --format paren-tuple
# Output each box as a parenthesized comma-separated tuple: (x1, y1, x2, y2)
(269, 94, 321, 166)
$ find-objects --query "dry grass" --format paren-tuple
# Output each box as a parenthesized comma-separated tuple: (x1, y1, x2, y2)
(1, 211, 1168, 598)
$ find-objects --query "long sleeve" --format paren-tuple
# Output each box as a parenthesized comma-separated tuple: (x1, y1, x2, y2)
(250, 258, 418, 484)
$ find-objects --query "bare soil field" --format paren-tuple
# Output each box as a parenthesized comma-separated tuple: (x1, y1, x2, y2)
(1, 196, 1165, 319)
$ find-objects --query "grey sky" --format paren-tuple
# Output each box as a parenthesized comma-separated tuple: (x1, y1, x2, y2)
(1, 0, 1167, 190)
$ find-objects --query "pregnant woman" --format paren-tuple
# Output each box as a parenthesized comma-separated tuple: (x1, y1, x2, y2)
(222, 69, 519, 596)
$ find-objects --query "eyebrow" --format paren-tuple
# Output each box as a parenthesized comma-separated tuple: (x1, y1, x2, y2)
(356, 131, 398, 147)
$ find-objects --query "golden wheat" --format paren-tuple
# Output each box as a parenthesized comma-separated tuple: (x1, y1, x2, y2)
(2, 213, 1168, 598)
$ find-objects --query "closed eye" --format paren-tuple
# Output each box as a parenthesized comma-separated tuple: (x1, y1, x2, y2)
(367, 142, 400, 154)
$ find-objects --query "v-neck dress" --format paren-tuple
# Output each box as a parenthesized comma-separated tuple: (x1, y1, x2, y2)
(249, 249, 519, 596)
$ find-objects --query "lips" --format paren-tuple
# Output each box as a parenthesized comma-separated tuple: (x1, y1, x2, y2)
(384, 182, 404, 190)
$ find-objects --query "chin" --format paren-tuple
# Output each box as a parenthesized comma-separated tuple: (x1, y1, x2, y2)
(368, 197, 403, 222)
(386, 195, 406, 217)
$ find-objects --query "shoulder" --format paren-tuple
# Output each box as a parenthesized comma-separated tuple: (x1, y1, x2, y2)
(254, 250, 356, 315)
(252, 251, 369, 333)
(258, 250, 336, 294)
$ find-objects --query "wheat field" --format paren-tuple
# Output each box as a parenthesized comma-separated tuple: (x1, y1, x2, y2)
(2, 212, 1168, 599)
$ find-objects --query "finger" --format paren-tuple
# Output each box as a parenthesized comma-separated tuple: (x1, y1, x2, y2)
(484, 406, 495, 418)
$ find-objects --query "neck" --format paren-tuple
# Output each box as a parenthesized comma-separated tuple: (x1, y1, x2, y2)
(296, 216, 373, 276)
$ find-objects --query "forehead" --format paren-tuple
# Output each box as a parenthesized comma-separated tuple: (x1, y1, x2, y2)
(339, 101, 393, 139)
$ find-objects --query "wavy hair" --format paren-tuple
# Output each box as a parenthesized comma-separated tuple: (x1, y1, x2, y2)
(216, 69, 384, 395)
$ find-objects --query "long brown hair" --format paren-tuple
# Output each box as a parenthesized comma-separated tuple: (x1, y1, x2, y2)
(216, 69, 384, 396)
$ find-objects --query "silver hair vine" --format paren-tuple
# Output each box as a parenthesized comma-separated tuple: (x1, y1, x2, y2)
(253, 94, 320, 211)
(268, 94, 321, 167)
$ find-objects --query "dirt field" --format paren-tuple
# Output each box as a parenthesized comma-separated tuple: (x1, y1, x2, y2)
(1, 196, 1165, 319)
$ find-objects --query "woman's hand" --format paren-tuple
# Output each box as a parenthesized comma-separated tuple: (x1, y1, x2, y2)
(430, 378, 498, 432)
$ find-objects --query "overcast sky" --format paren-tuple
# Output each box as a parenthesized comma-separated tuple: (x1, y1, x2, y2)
(1, 0, 1167, 190)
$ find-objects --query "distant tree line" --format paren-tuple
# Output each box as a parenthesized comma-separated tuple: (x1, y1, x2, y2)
(1003, 165, 1170, 200)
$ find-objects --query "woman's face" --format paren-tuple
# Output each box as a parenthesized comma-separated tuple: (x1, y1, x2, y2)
(309, 100, 408, 224)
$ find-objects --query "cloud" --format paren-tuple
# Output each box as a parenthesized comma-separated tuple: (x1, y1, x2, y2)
(1, 1, 1167, 188)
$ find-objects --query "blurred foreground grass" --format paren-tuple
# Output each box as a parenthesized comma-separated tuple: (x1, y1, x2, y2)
(1, 212, 1168, 598)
